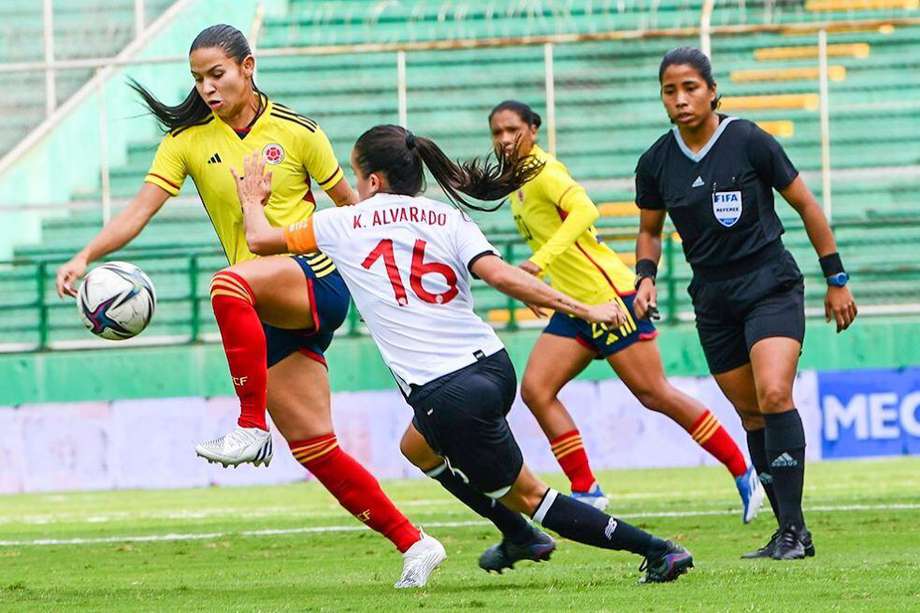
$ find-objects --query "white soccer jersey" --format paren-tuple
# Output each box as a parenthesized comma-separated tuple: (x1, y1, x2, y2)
(312, 193, 506, 388)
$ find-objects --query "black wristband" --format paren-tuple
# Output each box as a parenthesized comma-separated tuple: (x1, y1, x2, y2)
(635, 258, 658, 288)
(819, 252, 845, 277)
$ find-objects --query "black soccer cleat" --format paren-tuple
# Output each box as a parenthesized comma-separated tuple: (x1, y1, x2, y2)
(639, 541, 694, 583)
(771, 526, 816, 560)
(741, 530, 780, 559)
(478, 528, 556, 573)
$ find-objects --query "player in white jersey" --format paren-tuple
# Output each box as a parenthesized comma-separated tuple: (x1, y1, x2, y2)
(233, 125, 694, 583)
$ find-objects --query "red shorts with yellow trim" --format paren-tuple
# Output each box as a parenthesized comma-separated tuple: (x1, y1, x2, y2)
(264, 254, 350, 368)
(543, 292, 657, 359)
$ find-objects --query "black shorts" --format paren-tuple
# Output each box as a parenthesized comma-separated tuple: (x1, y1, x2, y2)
(264, 255, 350, 369)
(407, 349, 523, 498)
(689, 246, 805, 375)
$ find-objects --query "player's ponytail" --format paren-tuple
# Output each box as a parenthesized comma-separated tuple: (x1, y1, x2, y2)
(129, 24, 259, 132)
(353, 125, 544, 213)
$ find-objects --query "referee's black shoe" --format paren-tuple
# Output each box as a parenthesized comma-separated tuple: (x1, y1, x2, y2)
(478, 527, 555, 573)
(772, 526, 816, 560)
(742, 528, 815, 559)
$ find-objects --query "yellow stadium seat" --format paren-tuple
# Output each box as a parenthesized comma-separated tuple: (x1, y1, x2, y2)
(487, 307, 549, 323)
(731, 66, 847, 83)
(598, 201, 640, 217)
(754, 43, 870, 61)
(756, 120, 795, 138)
(805, 0, 917, 11)
(781, 22, 895, 35)
(721, 94, 819, 111)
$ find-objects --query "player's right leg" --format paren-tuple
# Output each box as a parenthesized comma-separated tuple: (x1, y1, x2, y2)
(519, 330, 608, 508)
(200, 255, 317, 465)
(399, 423, 555, 573)
(266, 352, 441, 587)
(500, 465, 693, 583)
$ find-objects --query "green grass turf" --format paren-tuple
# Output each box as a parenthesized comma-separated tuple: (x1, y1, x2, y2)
(1, 458, 918, 612)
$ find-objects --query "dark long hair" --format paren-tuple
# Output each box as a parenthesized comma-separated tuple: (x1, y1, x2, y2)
(488, 99, 542, 129)
(353, 125, 544, 213)
(128, 24, 258, 132)
(658, 47, 721, 110)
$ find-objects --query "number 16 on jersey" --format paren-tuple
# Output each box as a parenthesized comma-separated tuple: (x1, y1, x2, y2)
(362, 238, 459, 306)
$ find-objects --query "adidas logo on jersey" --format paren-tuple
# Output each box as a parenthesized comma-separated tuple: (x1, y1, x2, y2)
(691, 176, 705, 188)
(770, 452, 798, 468)
(207, 153, 222, 164)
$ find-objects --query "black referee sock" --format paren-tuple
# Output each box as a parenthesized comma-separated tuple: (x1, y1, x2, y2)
(764, 410, 807, 530)
(533, 489, 666, 557)
(746, 427, 781, 527)
(425, 463, 534, 545)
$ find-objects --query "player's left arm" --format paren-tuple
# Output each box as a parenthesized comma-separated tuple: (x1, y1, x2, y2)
(233, 154, 288, 255)
(526, 168, 598, 275)
(472, 254, 626, 326)
(781, 176, 857, 332)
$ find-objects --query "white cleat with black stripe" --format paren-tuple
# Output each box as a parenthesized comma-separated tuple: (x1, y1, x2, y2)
(394, 530, 446, 589)
(195, 426, 273, 468)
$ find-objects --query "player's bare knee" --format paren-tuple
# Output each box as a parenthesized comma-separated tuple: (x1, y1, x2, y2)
(758, 385, 793, 413)
(520, 377, 550, 410)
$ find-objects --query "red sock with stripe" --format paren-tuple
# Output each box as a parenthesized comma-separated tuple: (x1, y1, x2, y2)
(550, 429, 597, 493)
(290, 435, 421, 553)
(689, 411, 748, 478)
(210, 271, 268, 431)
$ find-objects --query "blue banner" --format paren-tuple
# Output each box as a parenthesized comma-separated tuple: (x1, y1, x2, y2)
(818, 367, 920, 459)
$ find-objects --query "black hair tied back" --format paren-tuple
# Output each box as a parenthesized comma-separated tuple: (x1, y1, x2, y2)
(129, 24, 257, 132)
(488, 99, 542, 129)
(354, 124, 544, 213)
(658, 46, 721, 111)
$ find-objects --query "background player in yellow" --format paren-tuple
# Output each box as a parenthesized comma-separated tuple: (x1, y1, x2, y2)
(55, 25, 443, 587)
(489, 100, 761, 521)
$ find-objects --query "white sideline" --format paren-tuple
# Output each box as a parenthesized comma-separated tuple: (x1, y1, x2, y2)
(1, 502, 917, 547)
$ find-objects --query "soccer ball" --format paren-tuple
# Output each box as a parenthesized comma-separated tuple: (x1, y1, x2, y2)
(77, 262, 157, 340)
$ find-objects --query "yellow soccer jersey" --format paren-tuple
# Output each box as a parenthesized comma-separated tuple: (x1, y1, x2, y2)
(144, 96, 344, 264)
(510, 145, 634, 305)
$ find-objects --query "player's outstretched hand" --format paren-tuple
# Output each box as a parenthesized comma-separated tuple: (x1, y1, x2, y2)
(231, 153, 273, 208)
(633, 277, 657, 320)
(825, 285, 857, 333)
(56, 255, 87, 298)
(584, 301, 627, 327)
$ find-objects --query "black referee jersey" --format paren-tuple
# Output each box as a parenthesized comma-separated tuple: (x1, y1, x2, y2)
(635, 115, 799, 270)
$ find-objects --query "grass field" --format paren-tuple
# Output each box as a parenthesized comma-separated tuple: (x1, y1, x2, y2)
(1, 458, 919, 612)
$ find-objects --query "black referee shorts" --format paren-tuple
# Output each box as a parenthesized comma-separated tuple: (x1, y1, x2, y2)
(407, 349, 523, 498)
(689, 245, 805, 375)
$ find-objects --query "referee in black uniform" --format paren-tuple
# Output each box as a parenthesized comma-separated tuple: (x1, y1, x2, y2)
(632, 47, 857, 560)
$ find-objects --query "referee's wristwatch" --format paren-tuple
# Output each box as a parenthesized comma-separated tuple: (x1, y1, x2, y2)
(826, 272, 849, 288)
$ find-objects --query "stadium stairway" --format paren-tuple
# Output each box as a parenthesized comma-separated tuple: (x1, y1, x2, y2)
(0, 0, 175, 155)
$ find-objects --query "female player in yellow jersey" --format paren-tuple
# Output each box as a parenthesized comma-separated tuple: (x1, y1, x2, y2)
(54, 24, 442, 589)
(488, 100, 761, 521)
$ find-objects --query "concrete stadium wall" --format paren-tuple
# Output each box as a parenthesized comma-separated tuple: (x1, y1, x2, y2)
(3, 364, 919, 494)
(2, 318, 920, 406)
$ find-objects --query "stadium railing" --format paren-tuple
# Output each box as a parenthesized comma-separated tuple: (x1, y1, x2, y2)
(2, 215, 919, 353)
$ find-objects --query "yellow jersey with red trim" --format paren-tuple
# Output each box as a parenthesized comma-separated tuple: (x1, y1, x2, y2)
(509, 145, 634, 305)
(144, 97, 344, 265)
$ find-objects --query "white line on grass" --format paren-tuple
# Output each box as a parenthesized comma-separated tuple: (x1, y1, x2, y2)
(1, 502, 918, 547)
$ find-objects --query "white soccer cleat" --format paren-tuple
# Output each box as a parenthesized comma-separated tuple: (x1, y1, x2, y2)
(195, 426, 273, 468)
(394, 530, 446, 589)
